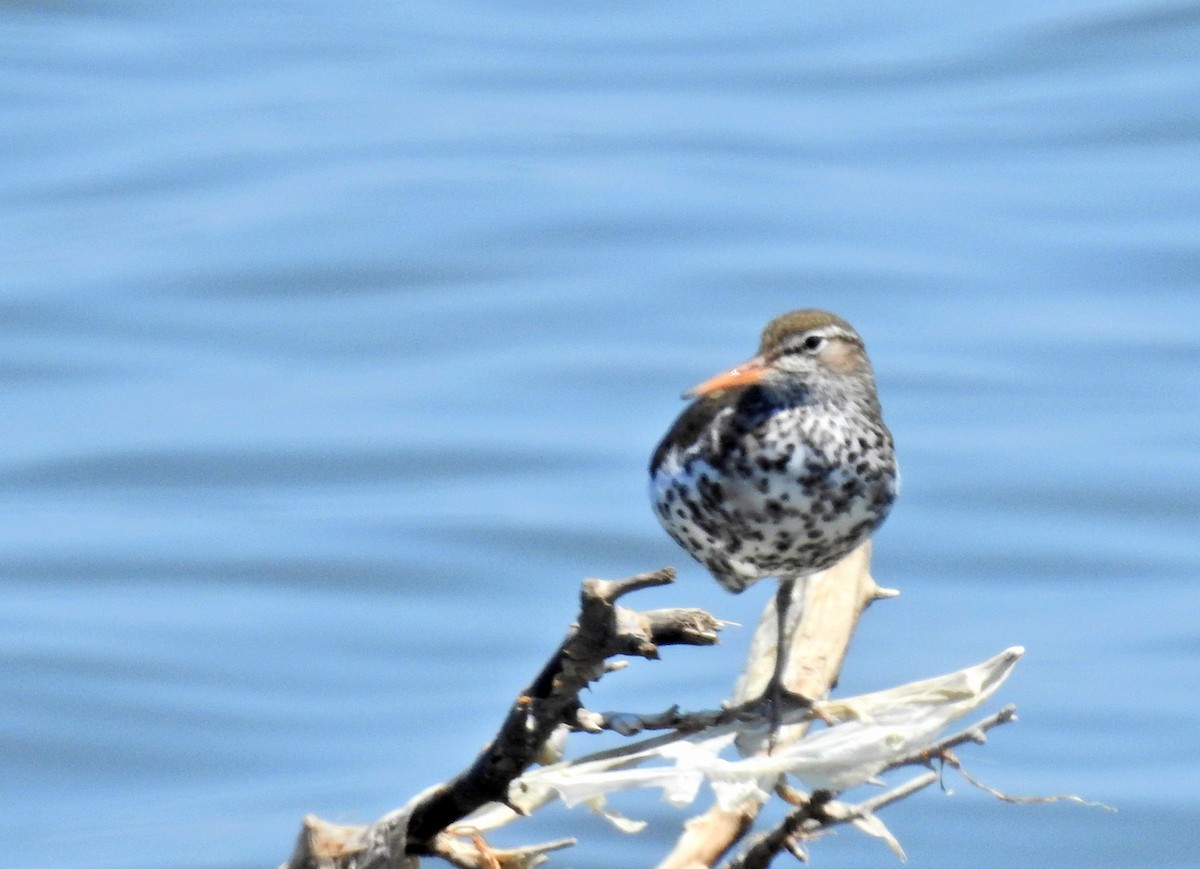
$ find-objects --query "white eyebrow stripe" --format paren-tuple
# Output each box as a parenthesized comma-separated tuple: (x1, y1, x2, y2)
(816, 324, 861, 338)
(778, 325, 859, 351)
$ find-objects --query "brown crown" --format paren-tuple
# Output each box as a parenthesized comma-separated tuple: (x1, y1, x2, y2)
(758, 309, 859, 354)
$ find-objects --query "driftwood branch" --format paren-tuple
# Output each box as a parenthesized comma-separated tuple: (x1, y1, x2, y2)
(283, 540, 1043, 869)
(282, 567, 723, 869)
(727, 772, 939, 869)
(574, 690, 815, 737)
(727, 705, 1021, 869)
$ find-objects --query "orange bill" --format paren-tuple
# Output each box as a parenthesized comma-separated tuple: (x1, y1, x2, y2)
(683, 355, 769, 398)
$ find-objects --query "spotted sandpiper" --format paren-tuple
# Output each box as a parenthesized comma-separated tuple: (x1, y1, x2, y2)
(649, 309, 897, 734)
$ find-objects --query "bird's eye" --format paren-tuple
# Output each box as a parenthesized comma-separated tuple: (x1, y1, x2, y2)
(802, 335, 825, 352)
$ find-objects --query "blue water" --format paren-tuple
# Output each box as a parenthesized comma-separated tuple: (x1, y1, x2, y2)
(2, 2, 1198, 867)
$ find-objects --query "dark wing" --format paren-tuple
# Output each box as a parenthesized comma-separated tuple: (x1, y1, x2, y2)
(649, 386, 776, 475)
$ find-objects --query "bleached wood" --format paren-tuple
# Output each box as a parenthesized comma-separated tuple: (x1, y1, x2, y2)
(655, 539, 883, 869)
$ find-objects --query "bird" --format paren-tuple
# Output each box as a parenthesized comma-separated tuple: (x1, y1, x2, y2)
(649, 309, 897, 735)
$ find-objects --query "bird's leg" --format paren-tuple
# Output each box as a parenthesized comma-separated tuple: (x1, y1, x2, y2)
(765, 577, 793, 750)
(763, 576, 815, 752)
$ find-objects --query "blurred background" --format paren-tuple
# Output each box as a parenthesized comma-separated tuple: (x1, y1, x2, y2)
(2, 2, 1198, 867)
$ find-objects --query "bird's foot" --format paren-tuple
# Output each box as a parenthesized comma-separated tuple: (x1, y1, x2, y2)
(751, 681, 812, 753)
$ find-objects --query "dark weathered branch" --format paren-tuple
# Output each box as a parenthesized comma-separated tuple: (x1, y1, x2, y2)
(282, 567, 723, 869)
(726, 705, 1022, 868)
(404, 570, 720, 846)
(574, 693, 814, 737)
(885, 704, 1017, 772)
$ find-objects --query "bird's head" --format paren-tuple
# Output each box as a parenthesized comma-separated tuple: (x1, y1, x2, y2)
(683, 309, 873, 400)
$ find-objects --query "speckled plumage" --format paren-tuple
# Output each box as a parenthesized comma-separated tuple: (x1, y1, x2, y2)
(649, 310, 897, 592)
